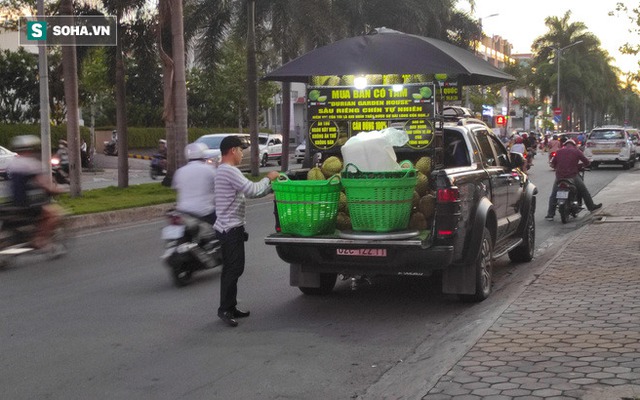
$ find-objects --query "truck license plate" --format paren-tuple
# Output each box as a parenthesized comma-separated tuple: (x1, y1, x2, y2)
(337, 248, 387, 257)
(556, 190, 569, 199)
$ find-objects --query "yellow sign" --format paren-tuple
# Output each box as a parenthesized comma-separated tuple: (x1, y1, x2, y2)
(404, 119, 435, 149)
(309, 121, 340, 150)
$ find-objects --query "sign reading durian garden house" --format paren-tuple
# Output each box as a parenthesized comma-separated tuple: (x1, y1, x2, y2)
(307, 79, 437, 152)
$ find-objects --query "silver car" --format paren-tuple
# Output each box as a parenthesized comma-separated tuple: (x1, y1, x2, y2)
(0, 145, 18, 180)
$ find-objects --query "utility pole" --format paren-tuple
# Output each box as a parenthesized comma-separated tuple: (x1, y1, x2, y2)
(552, 40, 583, 131)
(37, 0, 51, 183)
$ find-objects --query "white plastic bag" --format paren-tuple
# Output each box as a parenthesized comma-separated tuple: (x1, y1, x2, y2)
(341, 128, 409, 171)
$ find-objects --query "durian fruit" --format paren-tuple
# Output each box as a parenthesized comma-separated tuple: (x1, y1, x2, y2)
(325, 76, 340, 86)
(338, 191, 349, 214)
(311, 76, 329, 86)
(412, 191, 420, 210)
(337, 133, 349, 146)
(383, 74, 403, 85)
(366, 74, 383, 85)
(340, 75, 355, 86)
(418, 193, 436, 220)
(307, 167, 325, 180)
(415, 172, 429, 196)
(336, 212, 352, 231)
(409, 211, 428, 230)
(321, 156, 343, 178)
(415, 156, 432, 176)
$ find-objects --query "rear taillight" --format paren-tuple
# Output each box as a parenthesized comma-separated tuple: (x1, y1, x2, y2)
(168, 213, 183, 225)
(551, 151, 557, 158)
(437, 188, 460, 203)
(558, 182, 570, 189)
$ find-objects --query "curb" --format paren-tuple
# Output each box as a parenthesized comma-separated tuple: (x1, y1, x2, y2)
(128, 154, 153, 160)
(66, 203, 173, 232)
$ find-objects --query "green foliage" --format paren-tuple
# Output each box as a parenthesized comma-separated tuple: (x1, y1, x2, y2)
(0, 48, 39, 123)
(0, 124, 90, 148)
(56, 183, 176, 215)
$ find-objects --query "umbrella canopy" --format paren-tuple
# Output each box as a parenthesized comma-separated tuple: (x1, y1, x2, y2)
(264, 28, 514, 86)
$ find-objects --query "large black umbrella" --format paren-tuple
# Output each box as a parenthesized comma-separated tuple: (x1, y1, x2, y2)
(264, 28, 514, 85)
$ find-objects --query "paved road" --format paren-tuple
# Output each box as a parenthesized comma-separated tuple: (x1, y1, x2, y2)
(0, 152, 635, 399)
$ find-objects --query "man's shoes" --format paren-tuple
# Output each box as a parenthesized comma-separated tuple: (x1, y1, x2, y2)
(545, 215, 554, 221)
(589, 203, 602, 212)
(217, 311, 238, 327)
(232, 308, 250, 318)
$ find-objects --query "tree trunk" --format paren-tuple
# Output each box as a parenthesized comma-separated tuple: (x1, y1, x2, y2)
(281, 82, 291, 172)
(115, 16, 129, 188)
(60, 0, 81, 197)
(171, 0, 188, 169)
(247, 0, 259, 177)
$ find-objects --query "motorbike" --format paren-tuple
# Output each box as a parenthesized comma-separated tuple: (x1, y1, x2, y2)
(554, 170, 586, 224)
(150, 154, 167, 180)
(51, 156, 70, 184)
(103, 139, 118, 156)
(0, 203, 69, 267)
(161, 209, 223, 287)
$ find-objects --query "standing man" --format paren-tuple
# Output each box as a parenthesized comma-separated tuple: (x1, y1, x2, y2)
(214, 136, 279, 327)
(545, 139, 602, 221)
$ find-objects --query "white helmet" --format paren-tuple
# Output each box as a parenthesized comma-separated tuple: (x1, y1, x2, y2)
(564, 139, 576, 146)
(185, 142, 208, 160)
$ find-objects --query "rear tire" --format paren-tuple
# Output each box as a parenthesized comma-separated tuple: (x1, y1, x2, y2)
(509, 205, 535, 262)
(591, 162, 599, 169)
(171, 265, 193, 287)
(299, 273, 337, 295)
(459, 227, 493, 302)
(559, 203, 569, 223)
(261, 153, 268, 167)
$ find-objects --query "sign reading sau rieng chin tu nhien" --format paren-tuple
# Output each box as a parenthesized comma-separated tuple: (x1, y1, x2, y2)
(20, 15, 117, 46)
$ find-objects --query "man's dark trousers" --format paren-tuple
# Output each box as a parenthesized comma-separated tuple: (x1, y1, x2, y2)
(217, 226, 245, 313)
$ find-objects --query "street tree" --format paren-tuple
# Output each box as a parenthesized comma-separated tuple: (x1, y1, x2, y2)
(0, 48, 39, 123)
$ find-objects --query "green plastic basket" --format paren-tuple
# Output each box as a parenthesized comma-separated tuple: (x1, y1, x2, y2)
(272, 174, 342, 236)
(341, 162, 417, 232)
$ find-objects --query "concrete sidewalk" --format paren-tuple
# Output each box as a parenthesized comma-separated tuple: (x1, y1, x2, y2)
(420, 169, 640, 399)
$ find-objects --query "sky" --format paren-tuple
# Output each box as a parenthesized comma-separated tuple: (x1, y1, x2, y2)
(458, 0, 639, 75)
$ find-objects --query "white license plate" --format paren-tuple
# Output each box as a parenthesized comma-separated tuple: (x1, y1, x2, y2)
(556, 190, 569, 199)
(162, 225, 185, 240)
(337, 248, 387, 257)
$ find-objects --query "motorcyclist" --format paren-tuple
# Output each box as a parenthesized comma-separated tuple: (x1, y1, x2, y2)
(155, 139, 168, 170)
(6, 135, 65, 249)
(56, 139, 69, 173)
(545, 139, 602, 221)
(171, 142, 217, 226)
(547, 134, 562, 160)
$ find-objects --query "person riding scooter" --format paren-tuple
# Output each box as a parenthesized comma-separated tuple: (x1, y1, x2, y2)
(6, 135, 65, 249)
(545, 139, 602, 221)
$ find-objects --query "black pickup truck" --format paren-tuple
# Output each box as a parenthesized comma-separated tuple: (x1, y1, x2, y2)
(265, 119, 537, 302)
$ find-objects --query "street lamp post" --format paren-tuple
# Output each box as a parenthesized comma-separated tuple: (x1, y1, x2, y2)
(552, 40, 583, 129)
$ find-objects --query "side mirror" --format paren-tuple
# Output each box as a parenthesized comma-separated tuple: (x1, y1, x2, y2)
(510, 152, 526, 169)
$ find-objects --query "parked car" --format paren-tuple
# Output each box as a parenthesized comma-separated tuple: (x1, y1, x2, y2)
(584, 126, 637, 169)
(294, 140, 306, 163)
(627, 128, 640, 160)
(258, 133, 283, 167)
(0, 145, 18, 180)
(194, 133, 252, 171)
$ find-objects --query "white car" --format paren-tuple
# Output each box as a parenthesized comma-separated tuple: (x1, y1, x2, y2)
(0, 145, 18, 180)
(258, 133, 283, 167)
(294, 140, 306, 163)
(194, 133, 252, 171)
(584, 126, 637, 170)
